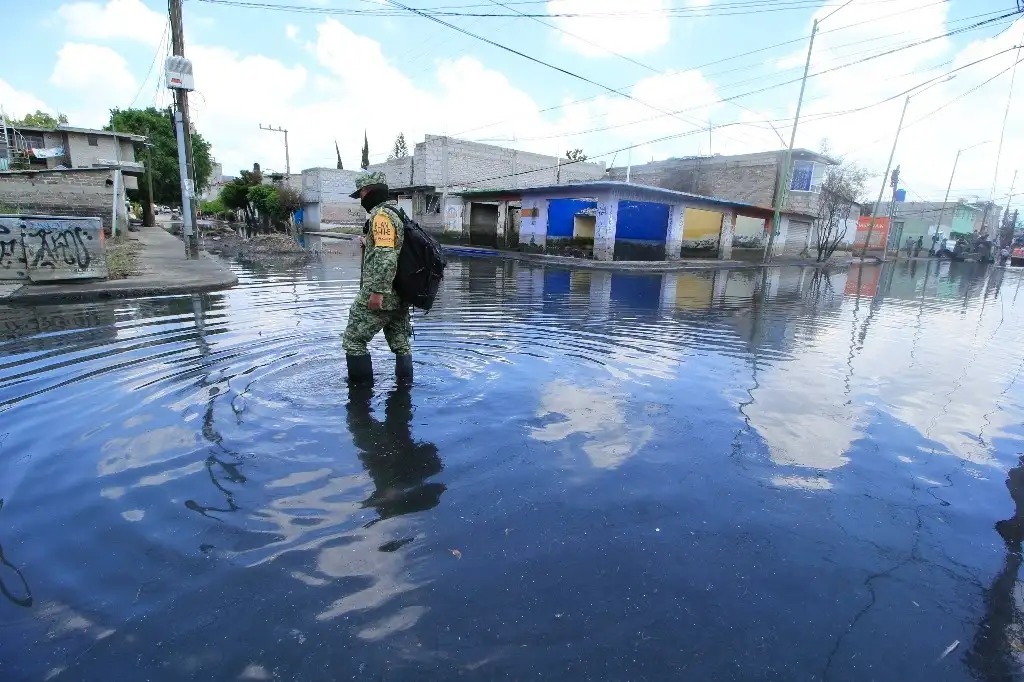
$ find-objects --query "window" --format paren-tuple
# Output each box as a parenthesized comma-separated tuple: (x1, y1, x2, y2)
(87, 134, 99, 147)
(790, 160, 825, 193)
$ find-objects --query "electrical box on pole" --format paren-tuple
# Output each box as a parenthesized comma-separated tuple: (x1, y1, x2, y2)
(164, 56, 195, 91)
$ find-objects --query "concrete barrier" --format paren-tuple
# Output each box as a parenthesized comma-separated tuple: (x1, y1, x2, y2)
(0, 215, 108, 283)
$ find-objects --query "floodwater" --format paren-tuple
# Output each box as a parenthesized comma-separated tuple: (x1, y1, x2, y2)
(2, 243, 1024, 681)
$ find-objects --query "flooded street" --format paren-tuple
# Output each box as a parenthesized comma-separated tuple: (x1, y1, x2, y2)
(3, 245, 1024, 680)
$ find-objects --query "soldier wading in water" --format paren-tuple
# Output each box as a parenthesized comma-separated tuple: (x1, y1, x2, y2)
(343, 172, 414, 386)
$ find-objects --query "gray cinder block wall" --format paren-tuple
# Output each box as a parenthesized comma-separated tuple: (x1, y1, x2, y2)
(370, 135, 606, 191)
(0, 168, 127, 231)
(607, 151, 821, 217)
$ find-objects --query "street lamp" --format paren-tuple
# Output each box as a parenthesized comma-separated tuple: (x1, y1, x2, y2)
(935, 140, 991, 240)
(858, 76, 956, 257)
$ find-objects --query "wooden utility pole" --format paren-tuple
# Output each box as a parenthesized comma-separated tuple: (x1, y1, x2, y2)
(143, 127, 156, 227)
(169, 0, 199, 259)
(260, 124, 291, 177)
(860, 96, 909, 258)
(765, 18, 817, 262)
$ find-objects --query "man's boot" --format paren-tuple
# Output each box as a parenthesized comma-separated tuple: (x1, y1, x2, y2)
(346, 354, 374, 386)
(395, 355, 413, 385)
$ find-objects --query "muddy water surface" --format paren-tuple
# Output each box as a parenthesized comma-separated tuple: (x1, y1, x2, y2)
(2, 247, 1024, 680)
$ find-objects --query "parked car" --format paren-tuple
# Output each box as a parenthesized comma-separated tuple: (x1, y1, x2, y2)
(1010, 245, 1024, 267)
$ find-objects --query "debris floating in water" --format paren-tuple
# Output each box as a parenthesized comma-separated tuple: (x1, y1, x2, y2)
(450, 549, 462, 559)
(939, 640, 960, 661)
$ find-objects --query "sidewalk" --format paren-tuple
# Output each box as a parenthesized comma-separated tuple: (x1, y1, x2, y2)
(1, 226, 237, 304)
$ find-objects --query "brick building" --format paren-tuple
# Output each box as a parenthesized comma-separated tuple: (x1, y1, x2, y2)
(607, 149, 840, 258)
(0, 168, 129, 232)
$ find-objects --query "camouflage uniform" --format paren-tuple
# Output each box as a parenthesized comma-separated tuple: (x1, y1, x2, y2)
(342, 200, 412, 355)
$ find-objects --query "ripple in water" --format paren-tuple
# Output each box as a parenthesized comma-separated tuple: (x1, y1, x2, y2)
(2, 256, 1024, 680)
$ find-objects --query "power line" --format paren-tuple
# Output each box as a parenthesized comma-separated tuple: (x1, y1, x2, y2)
(195, 0, 931, 18)
(448, 0, 971, 138)
(466, 19, 1019, 148)
(128, 20, 170, 109)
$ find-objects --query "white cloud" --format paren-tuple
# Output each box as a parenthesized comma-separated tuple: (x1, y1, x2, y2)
(286, 24, 300, 40)
(547, 0, 671, 57)
(56, 0, 165, 46)
(686, 0, 713, 7)
(0, 79, 52, 121)
(49, 43, 138, 126)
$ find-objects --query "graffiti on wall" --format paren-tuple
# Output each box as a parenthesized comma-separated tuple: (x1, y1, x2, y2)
(0, 217, 107, 283)
(0, 223, 27, 281)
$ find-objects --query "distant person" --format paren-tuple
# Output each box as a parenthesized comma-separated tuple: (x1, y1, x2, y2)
(1000, 245, 1011, 266)
(904, 236, 914, 258)
(914, 235, 923, 257)
(342, 172, 413, 386)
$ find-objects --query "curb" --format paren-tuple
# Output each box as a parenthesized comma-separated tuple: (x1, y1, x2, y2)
(3, 273, 239, 305)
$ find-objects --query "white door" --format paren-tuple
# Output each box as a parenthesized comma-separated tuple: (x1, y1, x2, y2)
(782, 220, 812, 257)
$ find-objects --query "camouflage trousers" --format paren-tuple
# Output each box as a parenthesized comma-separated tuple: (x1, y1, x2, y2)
(342, 302, 413, 355)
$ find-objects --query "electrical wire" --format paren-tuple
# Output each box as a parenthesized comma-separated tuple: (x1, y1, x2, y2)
(128, 20, 170, 109)
(448, 0, 972, 138)
(195, 0, 936, 18)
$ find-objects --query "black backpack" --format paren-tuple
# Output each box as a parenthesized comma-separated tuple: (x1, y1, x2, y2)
(382, 206, 447, 311)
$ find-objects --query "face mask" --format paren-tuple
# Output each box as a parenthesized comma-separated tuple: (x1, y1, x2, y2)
(361, 187, 387, 213)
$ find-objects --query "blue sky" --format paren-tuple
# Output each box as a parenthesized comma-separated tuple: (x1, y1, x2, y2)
(2, 0, 1021, 214)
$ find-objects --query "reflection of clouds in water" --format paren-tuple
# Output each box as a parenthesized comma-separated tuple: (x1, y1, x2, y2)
(243, 472, 366, 564)
(531, 380, 653, 469)
(771, 475, 833, 491)
(97, 427, 199, 476)
(240, 468, 428, 634)
(746, 370, 862, 471)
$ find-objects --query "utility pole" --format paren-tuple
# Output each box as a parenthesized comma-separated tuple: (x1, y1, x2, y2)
(765, 18, 817, 262)
(143, 126, 156, 227)
(260, 124, 290, 177)
(1001, 169, 1018, 245)
(168, 0, 199, 259)
(860, 96, 909, 258)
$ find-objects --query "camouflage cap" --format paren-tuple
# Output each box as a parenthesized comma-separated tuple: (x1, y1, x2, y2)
(349, 171, 388, 198)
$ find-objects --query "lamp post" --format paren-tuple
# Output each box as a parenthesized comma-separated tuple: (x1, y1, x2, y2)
(764, 0, 853, 262)
(936, 140, 991, 241)
(858, 76, 956, 258)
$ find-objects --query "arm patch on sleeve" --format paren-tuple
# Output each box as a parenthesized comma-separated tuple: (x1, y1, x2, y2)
(371, 214, 396, 248)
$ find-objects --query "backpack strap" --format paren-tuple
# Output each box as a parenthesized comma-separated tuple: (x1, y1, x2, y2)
(380, 204, 407, 227)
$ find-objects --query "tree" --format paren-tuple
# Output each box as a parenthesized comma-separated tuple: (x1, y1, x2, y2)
(335, 140, 344, 169)
(10, 110, 68, 128)
(388, 133, 409, 160)
(812, 158, 869, 262)
(566, 148, 587, 162)
(220, 163, 263, 228)
(361, 131, 369, 170)
(107, 107, 213, 210)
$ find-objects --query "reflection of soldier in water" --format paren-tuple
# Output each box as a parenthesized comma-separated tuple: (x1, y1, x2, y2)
(346, 387, 445, 527)
(967, 455, 1024, 679)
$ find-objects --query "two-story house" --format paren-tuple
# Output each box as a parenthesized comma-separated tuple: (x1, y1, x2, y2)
(608, 149, 842, 258)
(1, 121, 146, 231)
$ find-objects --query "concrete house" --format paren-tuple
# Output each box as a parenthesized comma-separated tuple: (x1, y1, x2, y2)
(883, 200, 983, 251)
(300, 135, 606, 235)
(607, 149, 840, 259)
(462, 180, 777, 261)
(0, 122, 146, 231)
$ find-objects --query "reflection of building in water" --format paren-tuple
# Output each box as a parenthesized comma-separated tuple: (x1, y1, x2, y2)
(0, 303, 117, 352)
(530, 379, 653, 469)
